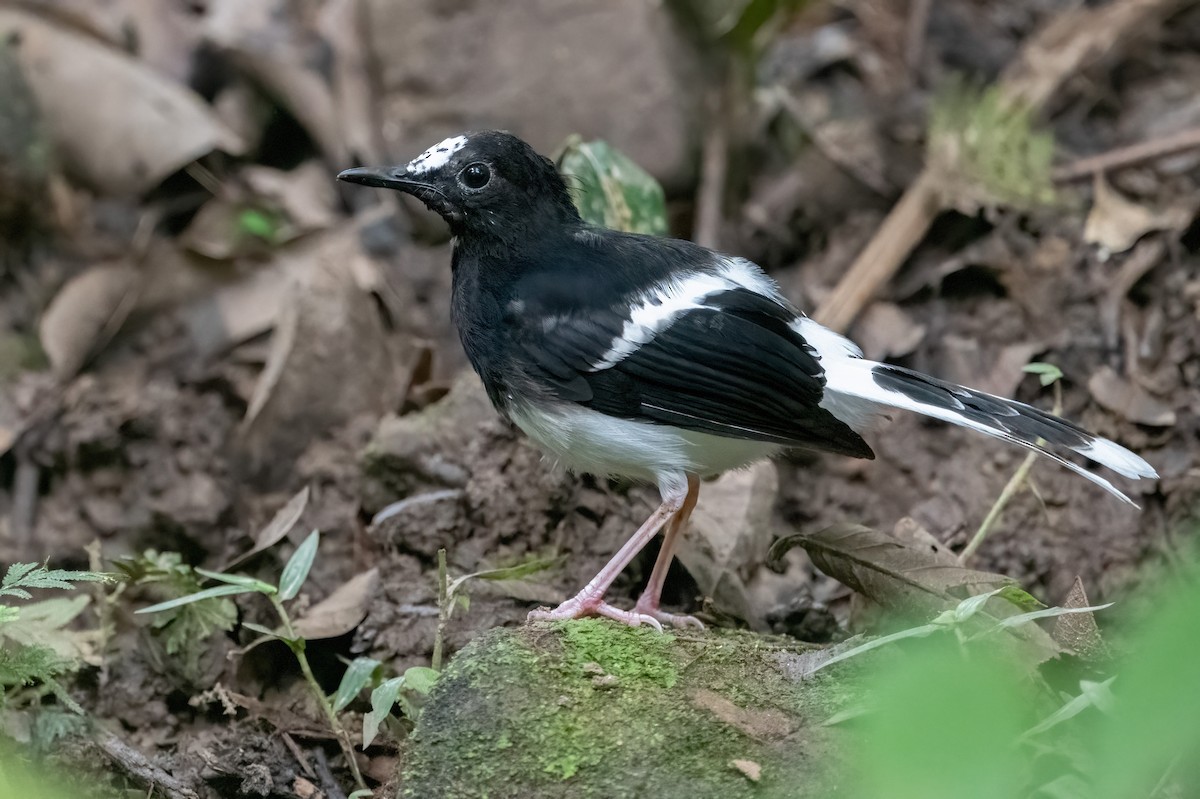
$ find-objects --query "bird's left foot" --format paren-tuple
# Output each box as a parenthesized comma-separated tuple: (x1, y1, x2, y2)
(527, 596, 665, 631)
(633, 596, 704, 629)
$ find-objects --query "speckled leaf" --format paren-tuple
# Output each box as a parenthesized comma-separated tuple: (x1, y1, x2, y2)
(556, 137, 668, 235)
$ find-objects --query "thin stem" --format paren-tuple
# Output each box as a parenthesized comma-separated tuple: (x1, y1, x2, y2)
(270, 595, 367, 793)
(961, 384, 1062, 565)
(431, 549, 449, 672)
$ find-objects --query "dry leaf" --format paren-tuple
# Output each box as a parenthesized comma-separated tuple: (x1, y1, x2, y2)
(242, 162, 339, 233)
(1051, 576, 1105, 659)
(242, 293, 299, 429)
(225, 487, 310, 571)
(1087, 366, 1176, 427)
(1083, 175, 1192, 255)
(770, 523, 1016, 615)
(292, 568, 379, 640)
(39, 262, 139, 377)
(205, 0, 347, 164)
(0, 9, 243, 193)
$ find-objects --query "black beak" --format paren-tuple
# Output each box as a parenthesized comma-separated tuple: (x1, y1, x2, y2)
(337, 166, 429, 193)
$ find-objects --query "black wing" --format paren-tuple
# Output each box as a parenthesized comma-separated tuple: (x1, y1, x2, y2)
(512, 283, 874, 460)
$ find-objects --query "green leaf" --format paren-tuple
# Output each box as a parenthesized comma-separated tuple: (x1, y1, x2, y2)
(1023, 362, 1064, 387)
(402, 666, 440, 696)
(447, 557, 558, 597)
(555, 137, 668, 235)
(950, 588, 1008, 623)
(278, 529, 319, 601)
(991, 602, 1114, 631)
(135, 584, 255, 614)
(1022, 677, 1115, 739)
(237, 207, 281, 242)
(332, 657, 381, 713)
(363, 676, 406, 748)
(810, 625, 941, 675)
(195, 568, 277, 593)
(1, 563, 115, 599)
(347, 791, 374, 799)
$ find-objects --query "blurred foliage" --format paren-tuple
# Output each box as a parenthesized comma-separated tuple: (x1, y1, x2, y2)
(928, 79, 1057, 213)
(555, 137, 668, 236)
(841, 558, 1200, 798)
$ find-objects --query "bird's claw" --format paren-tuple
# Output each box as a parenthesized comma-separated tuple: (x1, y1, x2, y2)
(527, 598, 664, 632)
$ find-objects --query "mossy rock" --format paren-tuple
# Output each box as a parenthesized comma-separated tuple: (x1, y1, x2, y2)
(401, 620, 851, 798)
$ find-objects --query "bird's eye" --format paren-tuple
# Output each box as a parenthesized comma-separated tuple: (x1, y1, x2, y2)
(460, 162, 491, 190)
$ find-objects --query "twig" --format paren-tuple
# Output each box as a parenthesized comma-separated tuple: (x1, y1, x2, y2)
(312, 748, 349, 799)
(1052, 124, 1200, 181)
(693, 86, 730, 250)
(960, 383, 1062, 564)
(812, 0, 1186, 333)
(813, 171, 941, 331)
(10, 452, 39, 549)
(904, 0, 933, 82)
(93, 730, 200, 799)
(431, 548, 449, 672)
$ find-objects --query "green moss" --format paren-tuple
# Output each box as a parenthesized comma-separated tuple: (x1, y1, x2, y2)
(557, 618, 678, 687)
(401, 622, 849, 798)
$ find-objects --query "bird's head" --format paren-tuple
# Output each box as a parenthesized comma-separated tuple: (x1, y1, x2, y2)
(338, 131, 579, 239)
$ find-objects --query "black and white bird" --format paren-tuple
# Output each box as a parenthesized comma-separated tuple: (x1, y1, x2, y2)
(339, 131, 1157, 630)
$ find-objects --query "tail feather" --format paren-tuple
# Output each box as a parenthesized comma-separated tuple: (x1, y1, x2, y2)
(818, 359, 1158, 507)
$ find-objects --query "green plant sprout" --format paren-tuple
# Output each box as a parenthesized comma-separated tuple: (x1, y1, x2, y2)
(430, 548, 557, 671)
(135, 530, 368, 794)
(960, 362, 1064, 563)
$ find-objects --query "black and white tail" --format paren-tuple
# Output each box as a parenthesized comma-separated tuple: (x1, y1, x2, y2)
(795, 320, 1159, 507)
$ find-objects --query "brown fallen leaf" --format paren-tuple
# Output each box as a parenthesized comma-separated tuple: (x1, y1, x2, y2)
(224, 487, 311, 571)
(1083, 175, 1193, 256)
(690, 689, 794, 741)
(770, 523, 1019, 616)
(292, 568, 380, 640)
(1051, 576, 1106, 660)
(1087, 366, 1176, 427)
(38, 262, 139, 377)
(204, 0, 347, 164)
(0, 9, 243, 194)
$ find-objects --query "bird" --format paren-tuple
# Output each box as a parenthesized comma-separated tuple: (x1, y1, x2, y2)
(338, 130, 1158, 631)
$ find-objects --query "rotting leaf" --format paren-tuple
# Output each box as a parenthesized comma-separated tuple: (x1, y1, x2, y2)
(769, 523, 1020, 615)
(0, 9, 243, 194)
(38, 262, 139, 378)
(225, 487, 310, 571)
(556, 137, 668, 235)
(1087, 366, 1175, 427)
(242, 291, 300, 430)
(1082, 175, 1193, 256)
(1051, 576, 1106, 659)
(292, 568, 380, 640)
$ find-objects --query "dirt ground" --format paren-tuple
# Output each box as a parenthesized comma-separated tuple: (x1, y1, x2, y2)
(1, 1, 1198, 797)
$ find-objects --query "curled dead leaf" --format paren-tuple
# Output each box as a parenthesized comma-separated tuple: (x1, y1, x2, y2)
(292, 568, 379, 640)
(0, 9, 243, 193)
(1087, 366, 1175, 427)
(39, 262, 139, 377)
(1083, 175, 1193, 256)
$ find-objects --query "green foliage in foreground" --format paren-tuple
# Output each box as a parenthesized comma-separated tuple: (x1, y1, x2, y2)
(843, 566, 1200, 798)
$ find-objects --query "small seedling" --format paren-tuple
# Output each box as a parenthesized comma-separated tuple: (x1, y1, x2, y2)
(136, 529, 368, 793)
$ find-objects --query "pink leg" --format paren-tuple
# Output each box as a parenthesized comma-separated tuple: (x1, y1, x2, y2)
(528, 475, 690, 631)
(634, 475, 703, 628)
